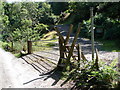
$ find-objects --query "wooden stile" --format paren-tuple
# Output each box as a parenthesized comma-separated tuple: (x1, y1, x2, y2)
(65, 23, 81, 69)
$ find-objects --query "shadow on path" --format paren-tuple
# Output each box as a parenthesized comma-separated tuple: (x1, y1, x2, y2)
(20, 51, 63, 87)
(23, 68, 63, 87)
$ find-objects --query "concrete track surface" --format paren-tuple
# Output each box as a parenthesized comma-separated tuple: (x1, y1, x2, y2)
(0, 48, 71, 89)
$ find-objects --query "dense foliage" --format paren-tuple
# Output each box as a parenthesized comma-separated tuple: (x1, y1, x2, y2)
(62, 2, 120, 41)
(50, 2, 69, 15)
(0, 2, 57, 51)
(61, 57, 119, 89)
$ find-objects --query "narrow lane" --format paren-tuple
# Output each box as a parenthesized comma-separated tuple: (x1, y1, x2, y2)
(0, 48, 20, 89)
(0, 48, 71, 89)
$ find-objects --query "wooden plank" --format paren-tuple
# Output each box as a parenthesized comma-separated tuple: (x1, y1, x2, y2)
(81, 52, 87, 61)
(77, 44, 81, 61)
(77, 44, 81, 68)
(54, 27, 67, 67)
(72, 54, 78, 57)
(90, 7, 95, 60)
(60, 58, 67, 60)
(63, 51, 69, 53)
(65, 23, 81, 69)
(65, 44, 78, 47)
(32, 38, 57, 42)
(54, 26, 65, 44)
(95, 48, 98, 61)
(65, 24, 73, 45)
(94, 48, 99, 70)
(57, 37, 65, 66)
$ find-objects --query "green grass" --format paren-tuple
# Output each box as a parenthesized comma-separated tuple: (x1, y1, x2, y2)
(14, 53, 22, 58)
(0, 40, 57, 58)
(32, 31, 58, 52)
(96, 39, 120, 52)
(0, 41, 22, 57)
(32, 39, 57, 52)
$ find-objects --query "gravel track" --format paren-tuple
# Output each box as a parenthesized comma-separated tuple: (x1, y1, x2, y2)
(55, 24, 118, 61)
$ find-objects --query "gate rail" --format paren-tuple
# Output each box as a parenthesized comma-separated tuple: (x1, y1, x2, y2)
(27, 38, 58, 54)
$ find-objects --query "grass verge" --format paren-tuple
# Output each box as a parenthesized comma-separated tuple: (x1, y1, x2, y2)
(96, 39, 120, 52)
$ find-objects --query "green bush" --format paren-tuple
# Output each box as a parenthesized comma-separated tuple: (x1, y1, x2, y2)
(103, 19, 120, 40)
(62, 59, 119, 89)
(0, 41, 3, 48)
(82, 14, 120, 40)
(34, 23, 49, 36)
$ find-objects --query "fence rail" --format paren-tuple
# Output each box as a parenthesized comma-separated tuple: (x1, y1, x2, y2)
(27, 38, 58, 54)
(32, 38, 58, 42)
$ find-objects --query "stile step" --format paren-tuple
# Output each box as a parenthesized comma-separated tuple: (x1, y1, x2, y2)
(65, 44, 78, 47)
(60, 58, 67, 60)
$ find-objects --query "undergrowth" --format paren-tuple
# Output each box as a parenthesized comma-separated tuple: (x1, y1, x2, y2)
(0, 31, 58, 57)
(96, 39, 120, 52)
(61, 59, 120, 89)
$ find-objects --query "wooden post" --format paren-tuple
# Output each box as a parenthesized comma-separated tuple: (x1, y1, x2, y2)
(27, 41, 32, 54)
(54, 27, 65, 44)
(65, 23, 81, 70)
(90, 7, 95, 60)
(77, 43, 81, 68)
(95, 48, 99, 70)
(54, 26, 66, 68)
(65, 24, 73, 45)
(77, 44, 81, 60)
(11, 41, 13, 51)
(118, 52, 120, 72)
(57, 37, 65, 66)
(81, 52, 87, 61)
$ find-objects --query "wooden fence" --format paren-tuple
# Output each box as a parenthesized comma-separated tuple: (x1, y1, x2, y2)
(27, 38, 58, 54)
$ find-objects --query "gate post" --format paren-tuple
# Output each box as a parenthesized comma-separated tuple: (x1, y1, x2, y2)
(27, 40, 32, 54)
(77, 43, 81, 68)
(90, 7, 95, 60)
(57, 37, 64, 66)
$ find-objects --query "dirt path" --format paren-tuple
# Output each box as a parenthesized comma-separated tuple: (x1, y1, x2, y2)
(0, 48, 71, 89)
(55, 24, 118, 62)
